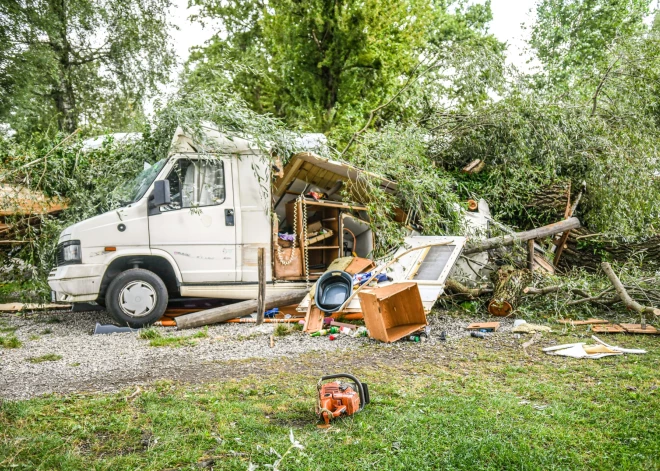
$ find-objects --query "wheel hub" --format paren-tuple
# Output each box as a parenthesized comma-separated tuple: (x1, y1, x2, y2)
(119, 280, 156, 317)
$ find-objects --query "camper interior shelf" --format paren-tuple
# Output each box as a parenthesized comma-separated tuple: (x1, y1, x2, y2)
(285, 198, 369, 279)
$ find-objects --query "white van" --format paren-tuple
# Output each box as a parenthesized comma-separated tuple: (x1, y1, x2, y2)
(48, 127, 465, 327)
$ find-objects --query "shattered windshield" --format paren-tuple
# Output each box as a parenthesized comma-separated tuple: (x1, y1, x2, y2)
(117, 159, 168, 204)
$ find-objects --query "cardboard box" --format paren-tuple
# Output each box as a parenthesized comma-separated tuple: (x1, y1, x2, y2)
(358, 282, 427, 343)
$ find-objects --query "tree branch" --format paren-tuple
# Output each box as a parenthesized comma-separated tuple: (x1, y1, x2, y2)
(591, 54, 622, 117)
(339, 57, 435, 156)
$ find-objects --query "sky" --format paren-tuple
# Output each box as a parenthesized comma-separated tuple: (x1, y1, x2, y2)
(168, 0, 539, 73)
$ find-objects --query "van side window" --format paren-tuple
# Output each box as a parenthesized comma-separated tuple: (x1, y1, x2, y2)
(162, 159, 226, 211)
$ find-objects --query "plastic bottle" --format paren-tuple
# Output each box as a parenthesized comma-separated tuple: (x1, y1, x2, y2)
(352, 326, 368, 338)
(471, 331, 486, 339)
(311, 329, 328, 337)
(329, 334, 338, 341)
(407, 335, 420, 342)
(328, 326, 340, 334)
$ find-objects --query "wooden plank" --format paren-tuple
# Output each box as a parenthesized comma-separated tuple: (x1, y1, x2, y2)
(345, 257, 376, 275)
(553, 230, 571, 267)
(303, 305, 324, 333)
(557, 318, 609, 326)
(256, 247, 266, 325)
(301, 199, 367, 210)
(620, 323, 660, 334)
(304, 230, 334, 246)
(533, 254, 556, 274)
(592, 324, 626, 334)
(273, 157, 304, 197)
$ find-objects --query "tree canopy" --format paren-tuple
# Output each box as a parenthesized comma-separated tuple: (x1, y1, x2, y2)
(0, 0, 175, 137)
(184, 0, 504, 139)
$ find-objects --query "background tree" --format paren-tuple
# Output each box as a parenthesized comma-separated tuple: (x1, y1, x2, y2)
(184, 0, 504, 139)
(529, 0, 652, 87)
(0, 0, 176, 137)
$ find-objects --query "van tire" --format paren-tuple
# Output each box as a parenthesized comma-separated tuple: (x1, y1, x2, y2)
(105, 268, 168, 328)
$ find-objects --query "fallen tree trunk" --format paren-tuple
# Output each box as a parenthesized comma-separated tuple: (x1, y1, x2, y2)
(524, 181, 572, 223)
(176, 289, 309, 330)
(601, 262, 660, 317)
(463, 217, 581, 255)
(488, 266, 532, 316)
(560, 228, 660, 271)
(444, 279, 493, 299)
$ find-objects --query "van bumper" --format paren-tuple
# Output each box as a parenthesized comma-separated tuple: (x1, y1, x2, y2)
(48, 264, 106, 303)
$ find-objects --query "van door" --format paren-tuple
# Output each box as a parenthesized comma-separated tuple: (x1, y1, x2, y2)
(149, 156, 236, 283)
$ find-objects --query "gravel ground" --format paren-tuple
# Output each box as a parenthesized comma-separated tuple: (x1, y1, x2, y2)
(0, 308, 516, 400)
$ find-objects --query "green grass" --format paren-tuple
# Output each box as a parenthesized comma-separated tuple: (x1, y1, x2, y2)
(140, 327, 208, 347)
(273, 323, 293, 337)
(0, 334, 22, 348)
(26, 353, 63, 364)
(1, 334, 659, 470)
(138, 327, 161, 340)
(0, 325, 18, 333)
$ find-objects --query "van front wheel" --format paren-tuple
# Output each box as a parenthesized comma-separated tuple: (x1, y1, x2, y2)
(105, 268, 168, 328)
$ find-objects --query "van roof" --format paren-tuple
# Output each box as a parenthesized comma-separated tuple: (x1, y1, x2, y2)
(170, 125, 327, 155)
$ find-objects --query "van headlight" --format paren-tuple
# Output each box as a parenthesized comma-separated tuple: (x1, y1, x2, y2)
(57, 240, 82, 266)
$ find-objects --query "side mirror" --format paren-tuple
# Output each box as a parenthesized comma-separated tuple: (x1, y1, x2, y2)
(148, 180, 171, 215)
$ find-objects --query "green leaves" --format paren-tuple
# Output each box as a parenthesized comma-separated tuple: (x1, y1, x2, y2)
(184, 0, 504, 140)
(0, 0, 175, 137)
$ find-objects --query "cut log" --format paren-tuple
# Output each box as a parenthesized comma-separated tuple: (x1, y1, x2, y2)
(462, 159, 485, 174)
(464, 217, 581, 255)
(488, 266, 532, 317)
(175, 289, 309, 330)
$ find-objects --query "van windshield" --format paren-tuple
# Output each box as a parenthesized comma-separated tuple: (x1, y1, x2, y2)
(119, 159, 168, 204)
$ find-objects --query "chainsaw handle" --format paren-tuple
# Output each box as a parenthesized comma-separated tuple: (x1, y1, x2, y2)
(320, 373, 367, 412)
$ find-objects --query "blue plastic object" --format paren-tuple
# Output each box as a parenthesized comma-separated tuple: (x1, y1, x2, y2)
(353, 272, 388, 285)
(264, 308, 279, 318)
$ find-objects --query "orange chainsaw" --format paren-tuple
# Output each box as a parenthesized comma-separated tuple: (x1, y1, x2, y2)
(316, 374, 369, 426)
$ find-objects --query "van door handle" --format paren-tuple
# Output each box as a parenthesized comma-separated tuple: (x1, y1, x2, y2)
(225, 208, 235, 226)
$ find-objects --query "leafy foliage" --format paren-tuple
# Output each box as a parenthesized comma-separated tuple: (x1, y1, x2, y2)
(428, 91, 660, 236)
(345, 123, 464, 253)
(0, 0, 175, 136)
(530, 0, 652, 87)
(185, 0, 504, 140)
